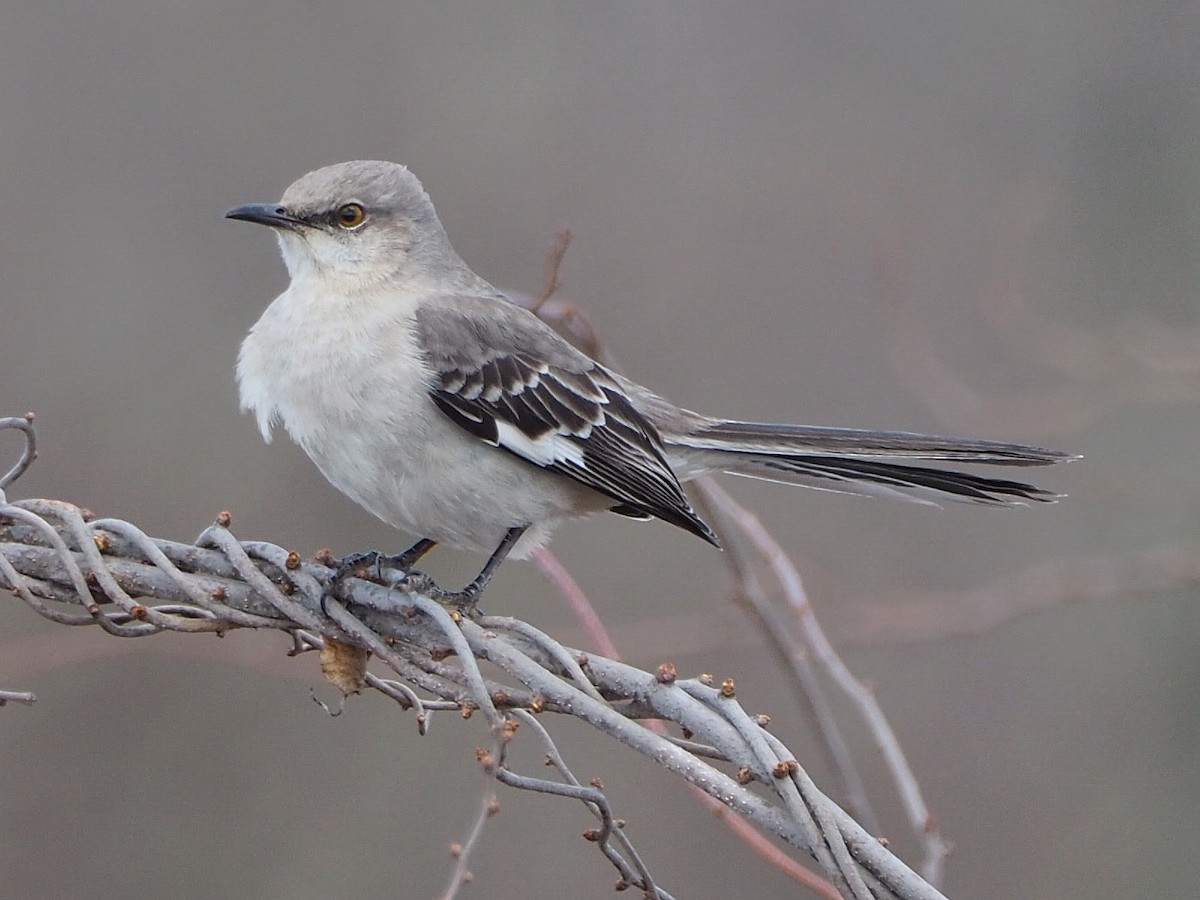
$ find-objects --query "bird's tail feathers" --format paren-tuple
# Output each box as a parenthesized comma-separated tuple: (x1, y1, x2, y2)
(671, 421, 1075, 506)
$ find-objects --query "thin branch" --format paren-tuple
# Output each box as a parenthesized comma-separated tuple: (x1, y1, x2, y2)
(441, 734, 505, 900)
(697, 480, 950, 884)
(0, 414, 37, 490)
(694, 478, 884, 838)
(0, 689, 37, 707)
(531, 227, 573, 310)
(533, 545, 847, 899)
(501, 710, 672, 898)
(532, 545, 622, 660)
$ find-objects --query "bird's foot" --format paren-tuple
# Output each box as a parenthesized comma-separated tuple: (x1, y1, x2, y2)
(322, 530, 520, 619)
(335, 550, 395, 583)
(424, 580, 485, 617)
(415, 524, 526, 616)
(335, 537, 437, 584)
(323, 545, 431, 616)
(322, 563, 482, 619)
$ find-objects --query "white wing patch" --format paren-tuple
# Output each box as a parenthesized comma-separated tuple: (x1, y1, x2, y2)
(495, 419, 587, 467)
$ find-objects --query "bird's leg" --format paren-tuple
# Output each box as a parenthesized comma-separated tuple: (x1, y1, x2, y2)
(431, 526, 527, 614)
(394, 537, 439, 569)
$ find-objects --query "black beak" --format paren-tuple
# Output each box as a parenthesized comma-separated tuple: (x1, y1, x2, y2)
(224, 203, 303, 230)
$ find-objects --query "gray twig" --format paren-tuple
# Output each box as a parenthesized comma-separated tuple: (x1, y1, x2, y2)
(697, 481, 950, 883)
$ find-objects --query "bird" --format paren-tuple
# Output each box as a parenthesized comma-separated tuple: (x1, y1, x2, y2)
(227, 160, 1072, 606)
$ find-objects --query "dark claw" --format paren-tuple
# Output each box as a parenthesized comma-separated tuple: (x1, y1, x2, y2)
(427, 582, 485, 617)
(336, 550, 386, 581)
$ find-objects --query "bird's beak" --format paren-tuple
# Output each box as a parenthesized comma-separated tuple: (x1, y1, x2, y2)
(224, 203, 304, 230)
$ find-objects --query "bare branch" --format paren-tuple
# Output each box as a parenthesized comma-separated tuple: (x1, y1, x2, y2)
(531, 545, 623, 659)
(533, 546, 846, 899)
(694, 478, 884, 838)
(0, 414, 37, 490)
(0, 496, 944, 899)
(531, 227, 573, 310)
(441, 735, 505, 900)
(0, 415, 950, 898)
(696, 480, 950, 884)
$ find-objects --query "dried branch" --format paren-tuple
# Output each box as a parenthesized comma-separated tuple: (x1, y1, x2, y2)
(0, 433, 945, 899)
(440, 734, 505, 900)
(531, 226, 573, 310)
(532, 545, 848, 899)
(693, 479, 884, 838)
(0, 414, 37, 490)
(519, 243, 948, 886)
(695, 480, 951, 883)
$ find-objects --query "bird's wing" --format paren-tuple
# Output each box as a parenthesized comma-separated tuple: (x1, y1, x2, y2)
(414, 295, 719, 546)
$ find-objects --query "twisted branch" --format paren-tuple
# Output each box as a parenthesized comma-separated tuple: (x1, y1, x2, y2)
(0, 417, 944, 900)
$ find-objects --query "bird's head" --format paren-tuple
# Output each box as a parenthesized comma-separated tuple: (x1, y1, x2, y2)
(226, 160, 461, 289)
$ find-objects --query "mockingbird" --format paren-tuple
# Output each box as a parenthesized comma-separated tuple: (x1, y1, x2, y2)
(227, 160, 1072, 605)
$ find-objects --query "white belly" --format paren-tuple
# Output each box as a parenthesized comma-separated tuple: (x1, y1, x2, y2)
(312, 406, 604, 555)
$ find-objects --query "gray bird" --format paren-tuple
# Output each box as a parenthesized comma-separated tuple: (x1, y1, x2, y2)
(228, 160, 1071, 605)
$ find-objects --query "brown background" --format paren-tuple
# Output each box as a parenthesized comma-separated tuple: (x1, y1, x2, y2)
(2, 3, 1197, 898)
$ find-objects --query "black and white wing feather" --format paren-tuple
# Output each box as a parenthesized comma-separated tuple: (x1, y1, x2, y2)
(415, 295, 719, 546)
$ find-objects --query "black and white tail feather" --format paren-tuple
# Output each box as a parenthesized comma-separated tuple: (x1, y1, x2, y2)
(668, 421, 1069, 508)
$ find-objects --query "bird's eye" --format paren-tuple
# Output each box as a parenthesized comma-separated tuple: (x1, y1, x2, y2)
(335, 203, 366, 229)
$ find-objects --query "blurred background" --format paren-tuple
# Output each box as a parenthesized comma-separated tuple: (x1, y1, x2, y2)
(1, 3, 1197, 898)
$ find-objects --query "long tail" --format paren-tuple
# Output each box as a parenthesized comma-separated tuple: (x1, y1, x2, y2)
(669, 421, 1076, 506)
